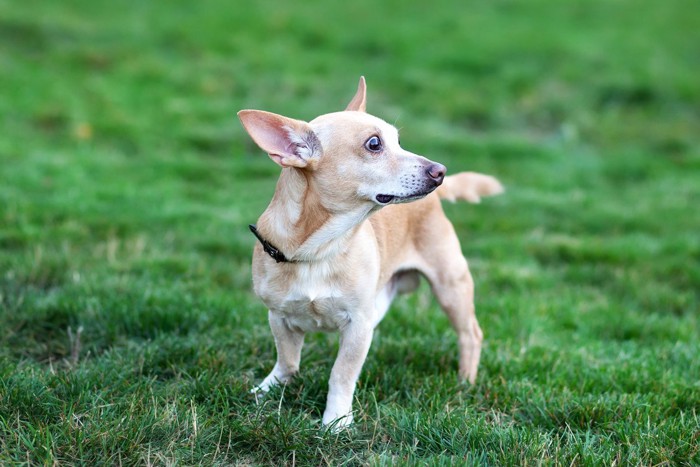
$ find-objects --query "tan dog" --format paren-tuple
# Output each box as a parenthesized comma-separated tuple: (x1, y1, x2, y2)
(238, 77, 502, 429)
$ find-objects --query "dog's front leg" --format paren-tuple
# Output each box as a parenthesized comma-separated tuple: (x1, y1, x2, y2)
(253, 311, 305, 397)
(322, 320, 373, 429)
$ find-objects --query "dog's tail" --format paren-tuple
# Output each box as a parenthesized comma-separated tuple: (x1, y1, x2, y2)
(436, 172, 504, 204)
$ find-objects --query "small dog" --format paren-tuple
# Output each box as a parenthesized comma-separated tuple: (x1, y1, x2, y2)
(238, 77, 502, 428)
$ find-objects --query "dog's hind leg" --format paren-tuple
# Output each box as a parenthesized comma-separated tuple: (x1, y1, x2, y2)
(421, 233, 483, 384)
(253, 311, 305, 397)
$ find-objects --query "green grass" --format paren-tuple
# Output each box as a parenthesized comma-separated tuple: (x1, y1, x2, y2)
(1, 0, 699, 464)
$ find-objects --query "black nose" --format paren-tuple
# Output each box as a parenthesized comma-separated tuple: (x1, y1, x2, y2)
(426, 163, 446, 184)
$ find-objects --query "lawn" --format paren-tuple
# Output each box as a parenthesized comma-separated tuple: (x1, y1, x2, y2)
(1, 0, 699, 464)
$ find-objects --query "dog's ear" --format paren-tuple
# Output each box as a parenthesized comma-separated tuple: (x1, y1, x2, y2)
(345, 76, 366, 112)
(238, 110, 321, 168)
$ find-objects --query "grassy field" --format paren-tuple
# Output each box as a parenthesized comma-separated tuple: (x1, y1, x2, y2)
(1, 0, 699, 464)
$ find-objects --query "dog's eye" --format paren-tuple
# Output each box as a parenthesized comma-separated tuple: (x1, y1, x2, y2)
(364, 136, 382, 153)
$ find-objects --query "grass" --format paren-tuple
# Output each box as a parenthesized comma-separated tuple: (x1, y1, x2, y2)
(1, 0, 699, 464)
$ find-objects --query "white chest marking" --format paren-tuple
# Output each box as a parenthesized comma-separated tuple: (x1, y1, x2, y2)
(259, 263, 354, 332)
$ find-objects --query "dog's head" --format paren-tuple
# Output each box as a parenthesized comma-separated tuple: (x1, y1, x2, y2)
(238, 77, 445, 208)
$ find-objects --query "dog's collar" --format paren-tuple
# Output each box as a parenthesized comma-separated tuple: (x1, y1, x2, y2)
(249, 224, 291, 263)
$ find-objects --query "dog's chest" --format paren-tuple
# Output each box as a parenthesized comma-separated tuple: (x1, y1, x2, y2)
(256, 264, 356, 332)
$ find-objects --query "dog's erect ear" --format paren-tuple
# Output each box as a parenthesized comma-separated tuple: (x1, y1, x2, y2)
(238, 110, 321, 168)
(345, 76, 367, 112)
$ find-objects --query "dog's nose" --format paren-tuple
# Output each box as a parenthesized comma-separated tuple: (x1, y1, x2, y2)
(426, 163, 446, 184)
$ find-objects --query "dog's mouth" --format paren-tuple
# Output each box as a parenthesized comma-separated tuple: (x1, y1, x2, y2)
(375, 194, 395, 204)
(375, 186, 437, 205)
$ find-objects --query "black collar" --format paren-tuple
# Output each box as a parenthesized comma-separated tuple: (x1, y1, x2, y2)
(249, 224, 291, 263)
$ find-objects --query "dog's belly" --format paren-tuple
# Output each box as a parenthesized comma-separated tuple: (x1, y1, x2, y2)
(272, 295, 352, 332)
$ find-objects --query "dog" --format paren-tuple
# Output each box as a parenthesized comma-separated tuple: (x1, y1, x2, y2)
(238, 77, 502, 429)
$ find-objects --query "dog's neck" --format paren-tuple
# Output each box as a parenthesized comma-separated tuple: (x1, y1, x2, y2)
(256, 168, 375, 262)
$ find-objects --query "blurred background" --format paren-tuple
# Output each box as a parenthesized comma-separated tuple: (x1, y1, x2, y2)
(0, 0, 698, 464)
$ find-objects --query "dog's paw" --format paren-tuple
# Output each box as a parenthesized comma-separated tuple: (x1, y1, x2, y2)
(250, 385, 269, 404)
(322, 412, 354, 432)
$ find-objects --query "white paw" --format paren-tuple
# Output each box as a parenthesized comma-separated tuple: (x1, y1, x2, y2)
(250, 385, 268, 404)
(322, 412, 354, 432)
